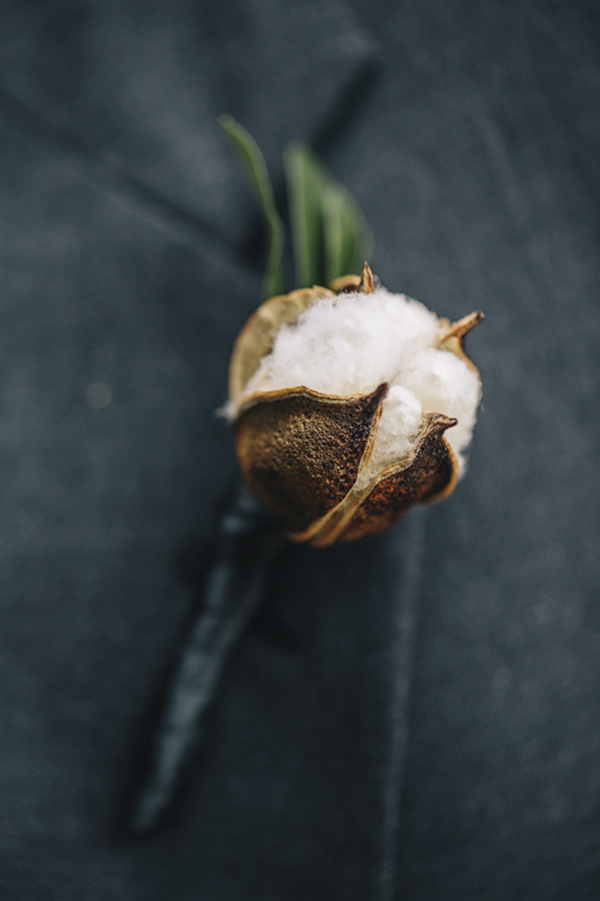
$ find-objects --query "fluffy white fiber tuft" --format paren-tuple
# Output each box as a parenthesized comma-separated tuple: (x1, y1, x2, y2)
(240, 289, 482, 480)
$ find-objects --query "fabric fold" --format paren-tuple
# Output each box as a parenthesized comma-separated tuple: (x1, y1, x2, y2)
(0, 0, 378, 252)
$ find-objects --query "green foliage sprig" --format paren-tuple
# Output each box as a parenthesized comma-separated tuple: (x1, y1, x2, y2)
(219, 115, 371, 300)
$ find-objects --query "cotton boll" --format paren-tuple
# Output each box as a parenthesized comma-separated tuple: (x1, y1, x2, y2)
(230, 268, 483, 545)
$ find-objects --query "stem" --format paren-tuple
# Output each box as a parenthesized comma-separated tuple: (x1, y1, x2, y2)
(129, 486, 284, 834)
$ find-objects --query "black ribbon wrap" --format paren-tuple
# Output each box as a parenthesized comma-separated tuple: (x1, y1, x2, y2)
(129, 486, 284, 834)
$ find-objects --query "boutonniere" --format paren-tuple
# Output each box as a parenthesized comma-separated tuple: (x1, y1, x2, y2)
(128, 117, 483, 833)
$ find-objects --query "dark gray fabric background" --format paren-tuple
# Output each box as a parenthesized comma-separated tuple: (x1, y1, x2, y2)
(0, 0, 598, 898)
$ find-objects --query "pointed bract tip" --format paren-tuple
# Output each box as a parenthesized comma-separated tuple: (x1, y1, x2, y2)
(432, 414, 458, 433)
(438, 310, 484, 344)
(358, 262, 375, 294)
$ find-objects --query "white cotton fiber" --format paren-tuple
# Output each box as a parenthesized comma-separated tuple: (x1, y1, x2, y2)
(241, 288, 482, 479)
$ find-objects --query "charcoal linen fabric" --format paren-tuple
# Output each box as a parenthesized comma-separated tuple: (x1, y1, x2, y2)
(0, 1, 599, 898)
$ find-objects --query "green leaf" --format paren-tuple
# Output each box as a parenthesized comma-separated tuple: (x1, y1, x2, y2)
(284, 142, 372, 288)
(284, 142, 326, 288)
(219, 115, 285, 300)
(322, 181, 372, 284)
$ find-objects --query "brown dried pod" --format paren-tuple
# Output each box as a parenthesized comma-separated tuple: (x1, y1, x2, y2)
(227, 264, 483, 547)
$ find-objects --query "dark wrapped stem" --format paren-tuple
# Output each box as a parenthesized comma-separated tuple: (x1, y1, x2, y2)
(129, 485, 283, 834)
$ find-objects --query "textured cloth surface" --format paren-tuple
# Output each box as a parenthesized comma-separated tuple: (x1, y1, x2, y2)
(0, 1, 599, 899)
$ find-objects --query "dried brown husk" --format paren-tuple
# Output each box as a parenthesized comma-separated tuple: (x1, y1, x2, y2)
(229, 264, 482, 546)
